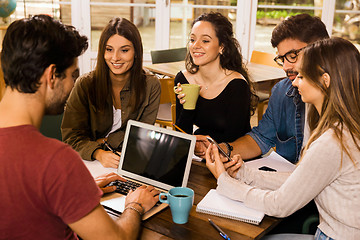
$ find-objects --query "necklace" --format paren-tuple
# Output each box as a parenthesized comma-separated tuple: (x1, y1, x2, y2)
(196, 71, 233, 91)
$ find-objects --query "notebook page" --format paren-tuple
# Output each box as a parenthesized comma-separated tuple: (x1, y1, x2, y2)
(196, 189, 264, 225)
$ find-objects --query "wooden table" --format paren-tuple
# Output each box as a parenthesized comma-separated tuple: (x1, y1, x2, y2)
(84, 160, 281, 240)
(144, 61, 285, 91)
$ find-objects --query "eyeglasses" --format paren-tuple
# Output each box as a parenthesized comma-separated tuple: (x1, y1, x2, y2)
(274, 47, 305, 66)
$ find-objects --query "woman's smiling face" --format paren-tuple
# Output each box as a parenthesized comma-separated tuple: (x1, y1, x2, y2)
(104, 34, 135, 77)
(188, 21, 223, 67)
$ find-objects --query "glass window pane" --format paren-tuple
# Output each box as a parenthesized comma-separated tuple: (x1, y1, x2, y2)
(60, 3, 72, 25)
(333, 0, 360, 49)
(8, 0, 66, 22)
(170, 5, 192, 49)
(193, 0, 231, 17)
(255, 1, 320, 54)
(90, 1, 155, 53)
(170, 1, 236, 49)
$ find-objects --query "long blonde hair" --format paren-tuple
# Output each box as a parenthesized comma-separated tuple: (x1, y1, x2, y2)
(300, 37, 360, 165)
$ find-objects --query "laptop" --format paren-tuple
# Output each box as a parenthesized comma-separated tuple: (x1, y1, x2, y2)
(101, 120, 196, 220)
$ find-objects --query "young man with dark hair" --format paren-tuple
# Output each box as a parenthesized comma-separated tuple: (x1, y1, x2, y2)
(0, 15, 159, 239)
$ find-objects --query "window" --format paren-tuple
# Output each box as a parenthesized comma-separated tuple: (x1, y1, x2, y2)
(3, 0, 346, 74)
(333, 0, 360, 49)
(254, 1, 325, 54)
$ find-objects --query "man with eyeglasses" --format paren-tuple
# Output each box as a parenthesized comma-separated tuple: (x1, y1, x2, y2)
(219, 14, 329, 164)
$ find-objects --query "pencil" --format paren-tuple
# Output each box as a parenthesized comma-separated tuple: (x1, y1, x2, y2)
(172, 123, 187, 134)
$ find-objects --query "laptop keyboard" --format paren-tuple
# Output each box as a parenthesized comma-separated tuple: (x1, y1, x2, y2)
(106, 179, 164, 207)
(106, 179, 142, 195)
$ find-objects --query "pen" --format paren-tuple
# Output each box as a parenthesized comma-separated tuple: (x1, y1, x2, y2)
(103, 140, 120, 157)
(208, 219, 231, 240)
(172, 123, 187, 134)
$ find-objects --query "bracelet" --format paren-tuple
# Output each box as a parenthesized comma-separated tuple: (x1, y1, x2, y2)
(125, 202, 145, 215)
(223, 142, 233, 156)
(124, 206, 143, 217)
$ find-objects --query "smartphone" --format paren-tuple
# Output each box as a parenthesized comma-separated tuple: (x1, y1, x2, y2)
(206, 136, 232, 162)
(258, 166, 277, 172)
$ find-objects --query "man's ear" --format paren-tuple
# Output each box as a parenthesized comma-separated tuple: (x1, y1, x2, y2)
(322, 72, 331, 88)
(45, 64, 57, 89)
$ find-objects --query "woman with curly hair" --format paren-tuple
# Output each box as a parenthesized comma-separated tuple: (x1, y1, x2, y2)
(175, 12, 258, 158)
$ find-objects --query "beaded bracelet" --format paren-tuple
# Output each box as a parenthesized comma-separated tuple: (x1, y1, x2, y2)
(125, 202, 145, 215)
(124, 206, 143, 217)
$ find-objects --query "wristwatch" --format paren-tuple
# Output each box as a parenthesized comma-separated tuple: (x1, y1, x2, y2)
(223, 142, 233, 156)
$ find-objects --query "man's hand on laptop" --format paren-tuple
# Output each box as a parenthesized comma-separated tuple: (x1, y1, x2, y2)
(126, 186, 160, 213)
(95, 172, 125, 194)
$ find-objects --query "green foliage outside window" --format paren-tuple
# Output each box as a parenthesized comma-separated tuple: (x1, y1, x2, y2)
(256, 10, 313, 20)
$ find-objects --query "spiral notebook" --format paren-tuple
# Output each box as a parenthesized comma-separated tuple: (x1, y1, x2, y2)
(196, 189, 264, 225)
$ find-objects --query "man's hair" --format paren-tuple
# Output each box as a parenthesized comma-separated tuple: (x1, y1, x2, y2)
(271, 13, 329, 48)
(1, 15, 88, 93)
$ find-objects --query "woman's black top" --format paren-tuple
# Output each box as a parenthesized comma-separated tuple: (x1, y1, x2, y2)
(175, 71, 251, 143)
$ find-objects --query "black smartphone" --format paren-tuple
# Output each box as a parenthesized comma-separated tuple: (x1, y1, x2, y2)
(206, 136, 232, 162)
(258, 166, 277, 172)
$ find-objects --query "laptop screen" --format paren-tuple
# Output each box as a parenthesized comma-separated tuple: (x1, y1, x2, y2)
(118, 120, 195, 191)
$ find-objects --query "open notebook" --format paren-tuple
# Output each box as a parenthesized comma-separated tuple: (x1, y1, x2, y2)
(196, 189, 265, 225)
(101, 120, 196, 220)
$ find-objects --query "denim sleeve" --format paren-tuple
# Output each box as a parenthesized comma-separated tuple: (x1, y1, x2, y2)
(247, 84, 282, 155)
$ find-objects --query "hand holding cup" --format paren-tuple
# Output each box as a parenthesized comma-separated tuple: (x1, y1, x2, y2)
(174, 83, 200, 110)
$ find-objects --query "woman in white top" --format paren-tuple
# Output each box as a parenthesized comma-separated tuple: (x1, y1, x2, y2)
(205, 37, 360, 240)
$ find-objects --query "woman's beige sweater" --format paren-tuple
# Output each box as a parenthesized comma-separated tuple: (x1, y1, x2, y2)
(217, 129, 360, 239)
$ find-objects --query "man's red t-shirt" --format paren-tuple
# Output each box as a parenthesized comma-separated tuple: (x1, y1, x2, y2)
(0, 125, 103, 239)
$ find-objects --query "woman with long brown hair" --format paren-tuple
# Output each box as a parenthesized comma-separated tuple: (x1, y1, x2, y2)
(206, 37, 360, 239)
(62, 17, 160, 168)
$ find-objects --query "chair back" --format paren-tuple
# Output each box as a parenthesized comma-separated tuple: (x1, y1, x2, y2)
(250, 50, 281, 68)
(159, 77, 176, 105)
(40, 114, 64, 141)
(156, 77, 176, 129)
(151, 47, 187, 64)
(250, 50, 281, 124)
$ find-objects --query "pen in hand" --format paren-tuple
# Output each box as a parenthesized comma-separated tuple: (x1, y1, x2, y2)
(103, 140, 120, 157)
(208, 219, 231, 240)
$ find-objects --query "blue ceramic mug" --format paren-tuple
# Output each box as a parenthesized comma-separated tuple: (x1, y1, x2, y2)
(159, 187, 194, 224)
